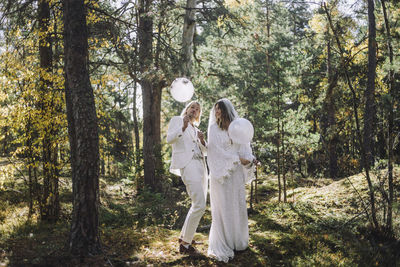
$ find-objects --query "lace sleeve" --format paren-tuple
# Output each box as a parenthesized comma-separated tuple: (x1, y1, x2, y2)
(207, 124, 240, 184)
(238, 142, 254, 162)
(239, 142, 256, 184)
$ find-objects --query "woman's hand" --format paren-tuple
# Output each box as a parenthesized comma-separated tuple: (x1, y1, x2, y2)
(240, 158, 260, 166)
(197, 130, 206, 146)
(182, 115, 190, 132)
(240, 158, 251, 165)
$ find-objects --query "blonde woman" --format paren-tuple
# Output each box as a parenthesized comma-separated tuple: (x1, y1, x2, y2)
(166, 101, 207, 256)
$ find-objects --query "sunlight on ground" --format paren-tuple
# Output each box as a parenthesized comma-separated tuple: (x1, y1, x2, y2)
(138, 229, 207, 263)
(0, 205, 31, 239)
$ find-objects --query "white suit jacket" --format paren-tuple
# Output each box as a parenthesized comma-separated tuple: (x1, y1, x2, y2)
(166, 116, 207, 176)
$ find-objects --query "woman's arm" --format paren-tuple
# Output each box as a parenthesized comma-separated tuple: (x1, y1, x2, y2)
(207, 124, 242, 182)
(239, 142, 255, 165)
(166, 117, 184, 144)
(197, 130, 207, 155)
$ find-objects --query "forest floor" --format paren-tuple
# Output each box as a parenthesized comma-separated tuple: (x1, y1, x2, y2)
(1, 163, 400, 266)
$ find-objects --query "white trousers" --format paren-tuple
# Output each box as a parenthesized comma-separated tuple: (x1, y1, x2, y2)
(180, 158, 208, 243)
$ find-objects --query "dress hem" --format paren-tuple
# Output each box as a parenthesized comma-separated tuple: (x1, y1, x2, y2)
(207, 250, 234, 263)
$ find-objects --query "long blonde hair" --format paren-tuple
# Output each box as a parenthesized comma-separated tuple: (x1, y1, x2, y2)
(180, 101, 202, 126)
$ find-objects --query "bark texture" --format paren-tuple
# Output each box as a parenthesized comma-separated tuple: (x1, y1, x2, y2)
(63, 0, 101, 255)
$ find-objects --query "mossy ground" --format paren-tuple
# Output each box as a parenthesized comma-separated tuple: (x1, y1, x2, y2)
(1, 162, 399, 266)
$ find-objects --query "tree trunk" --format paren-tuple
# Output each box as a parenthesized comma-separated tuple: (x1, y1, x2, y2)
(141, 80, 162, 190)
(133, 3, 141, 176)
(181, 0, 196, 77)
(138, 0, 162, 191)
(282, 120, 286, 202)
(27, 115, 34, 217)
(364, 0, 377, 168)
(381, 0, 394, 233)
(363, 0, 378, 228)
(277, 69, 281, 202)
(63, 0, 101, 255)
(321, 30, 338, 178)
(38, 0, 60, 222)
(277, 133, 281, 202)
(265, 0, 271, 83)
(132, 79, 141, 176)
(34, 165, 42, 216)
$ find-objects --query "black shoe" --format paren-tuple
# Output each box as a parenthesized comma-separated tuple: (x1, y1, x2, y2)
(179, 244, 202, 257)
(179, 238, 203, 245)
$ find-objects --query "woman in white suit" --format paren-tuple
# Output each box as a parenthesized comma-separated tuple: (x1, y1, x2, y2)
(167, 101, 207, 256)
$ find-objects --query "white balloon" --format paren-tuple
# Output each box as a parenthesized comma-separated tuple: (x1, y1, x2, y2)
(228, 118, 254, 144)
(170, 77, 194, 102)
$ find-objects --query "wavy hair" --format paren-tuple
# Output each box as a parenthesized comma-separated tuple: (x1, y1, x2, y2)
(215, 99, 237, 130)
(180, 101, 202, 126)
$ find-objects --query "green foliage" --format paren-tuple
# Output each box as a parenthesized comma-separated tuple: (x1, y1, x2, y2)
(194, 0, 323, 179)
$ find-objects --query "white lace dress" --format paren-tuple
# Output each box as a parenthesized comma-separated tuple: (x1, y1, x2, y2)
(207, 123, 255, 262)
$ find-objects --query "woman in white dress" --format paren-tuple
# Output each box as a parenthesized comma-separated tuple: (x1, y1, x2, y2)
(207, 98, 256, 262)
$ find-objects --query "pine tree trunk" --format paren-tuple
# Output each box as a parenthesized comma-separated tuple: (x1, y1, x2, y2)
(131, 11, 141, 181)
(265, 0, 271, 83)
(321, 31, 338, 178)
(27, 115, 34, 217)
(38, 0, 59, 222)
(364, 0, 378, 228)
(181, 0, 196, 77)
(132, 79, 141, 175)
(364, 0, 377, 169)
(138, 0, 162, 191)
(63, 0, 101, 255)
(381, 0, 394, 233)
(141, 80, 162, 190)
(282, 120, 286, 202)
(277, 69, 281, 202)
(277, 135, 281, 202)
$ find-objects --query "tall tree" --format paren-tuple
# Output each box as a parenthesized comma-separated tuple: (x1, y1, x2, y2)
(380, 0, 394, 233)
(321, 26, 338, 178)
(38, 0, 60, 222)
(63, 0, 101, 255)
(138, 0, 164, 191)
(364, 0, 377, 168)
(363, 0, 378, 228)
